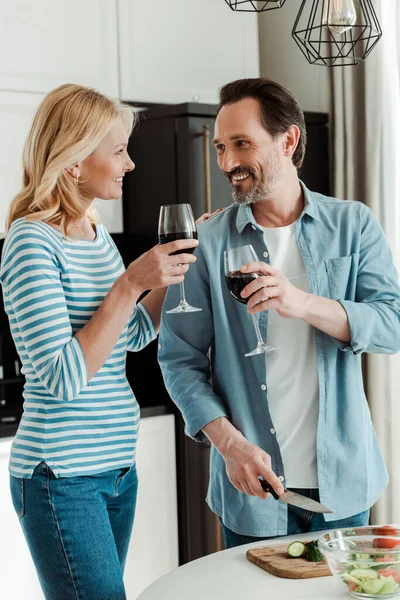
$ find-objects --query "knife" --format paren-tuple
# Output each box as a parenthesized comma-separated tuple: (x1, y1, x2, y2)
(260, 479, 333, 514)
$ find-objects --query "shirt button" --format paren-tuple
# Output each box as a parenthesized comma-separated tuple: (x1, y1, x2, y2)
(270, 428, 275, 434)
(261, 384, 267, 391)
(263, 251, 269, 258)
(158, 344, 162, 350)
(278, 476, 285, 482)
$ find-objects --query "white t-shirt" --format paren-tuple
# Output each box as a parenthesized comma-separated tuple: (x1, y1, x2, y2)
(262, 222, 319, 488)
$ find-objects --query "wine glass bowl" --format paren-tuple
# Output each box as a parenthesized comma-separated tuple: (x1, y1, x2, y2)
(158, 204, 202, 314)
(224, 245, 276, 357)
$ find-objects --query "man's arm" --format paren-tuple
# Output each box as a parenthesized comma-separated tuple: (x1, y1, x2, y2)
(158, 242, 284, 500)
(241, 205, 400, 354)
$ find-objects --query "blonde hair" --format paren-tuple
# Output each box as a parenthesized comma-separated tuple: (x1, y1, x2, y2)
(6, 83, 136, 235)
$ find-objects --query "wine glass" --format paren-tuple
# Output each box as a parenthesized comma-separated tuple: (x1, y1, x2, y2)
(158, 204, 202, 314)
(224, 245, 276, 357)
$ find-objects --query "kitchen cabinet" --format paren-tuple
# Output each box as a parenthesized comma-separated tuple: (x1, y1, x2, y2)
(0, 0, 119, 98)
(117, 0, 259, 104)
(0, 413, 178, 600)
(0, 439, 44, 599)
(122, 102, 233, 245)
(124, 413, 179, 599)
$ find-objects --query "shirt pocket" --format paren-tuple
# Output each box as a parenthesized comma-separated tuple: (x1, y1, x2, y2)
(324, 255, 355, 300)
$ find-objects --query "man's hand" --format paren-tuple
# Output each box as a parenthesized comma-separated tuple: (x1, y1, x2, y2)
(221, 437, 285, 499)
(202, 417, 284, 500)
(240, 261, 309, 319)
(240, 261, 351, 342)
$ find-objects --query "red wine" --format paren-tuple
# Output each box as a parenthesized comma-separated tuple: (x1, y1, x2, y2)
(159, 231, 198, 255)
(225, 271, 258, 304)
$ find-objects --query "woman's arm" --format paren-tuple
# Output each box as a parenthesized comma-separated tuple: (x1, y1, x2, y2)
(140, 209, 223, 333)
(1, 221, 197, 399)
(77, 239, 197, 378)
(140, 287, 168, 332)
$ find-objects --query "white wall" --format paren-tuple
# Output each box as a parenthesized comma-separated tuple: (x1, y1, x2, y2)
(258, 5, 331, 114)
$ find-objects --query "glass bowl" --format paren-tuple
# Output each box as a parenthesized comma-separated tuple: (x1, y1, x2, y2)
(318, 526, 400, 599)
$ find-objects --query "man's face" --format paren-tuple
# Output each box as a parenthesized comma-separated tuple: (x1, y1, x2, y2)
(213, 97, 284, 204)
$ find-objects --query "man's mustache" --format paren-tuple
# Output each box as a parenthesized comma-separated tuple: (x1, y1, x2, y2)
(224, 166, 253, 179)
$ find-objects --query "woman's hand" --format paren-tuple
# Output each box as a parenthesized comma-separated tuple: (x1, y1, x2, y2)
(240, 261, 308, 320)
(124, 239, 199, 296)
(195, 207, 224, 225)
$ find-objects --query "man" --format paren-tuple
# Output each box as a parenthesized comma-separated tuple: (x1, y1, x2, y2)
(158, 78, 400, 548)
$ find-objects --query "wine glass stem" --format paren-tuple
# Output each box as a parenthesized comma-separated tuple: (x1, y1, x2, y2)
(179, 281, 187, 304)
(252, 314, 265, 346)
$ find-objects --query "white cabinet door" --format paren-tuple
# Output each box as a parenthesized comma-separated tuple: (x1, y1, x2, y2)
(93, 197, 124, 234)
(0, 0, 119, 98)
(0, 414, 179, 600)
(0, 92, 43, 235)
(124, 414, 179, 600)
(0, 439, 44, 599)
(118, 0, 259, 104)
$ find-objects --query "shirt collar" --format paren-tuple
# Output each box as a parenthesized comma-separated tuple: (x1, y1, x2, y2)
(235, 180, 320, 234)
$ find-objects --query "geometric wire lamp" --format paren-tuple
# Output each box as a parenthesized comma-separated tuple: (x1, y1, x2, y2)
(225, 0, 287, 12)
(292, 0, 382, 66)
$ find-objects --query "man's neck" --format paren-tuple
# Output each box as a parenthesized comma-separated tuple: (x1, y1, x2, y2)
(251, 176, 304, 229)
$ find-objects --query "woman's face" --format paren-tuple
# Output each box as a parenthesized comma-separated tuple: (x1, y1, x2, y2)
(79, 117, 135, 201)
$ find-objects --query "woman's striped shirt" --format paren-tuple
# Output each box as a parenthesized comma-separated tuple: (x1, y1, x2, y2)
(0, 218, 156, 478)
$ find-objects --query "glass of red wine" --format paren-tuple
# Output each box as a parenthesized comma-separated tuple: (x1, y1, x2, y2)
(158, 203, 202, 314)
(224, 245, 276, 356)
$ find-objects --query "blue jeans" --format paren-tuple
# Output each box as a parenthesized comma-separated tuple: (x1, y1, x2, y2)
(10, 462, 138, 600)
(220, 488, 370, 549)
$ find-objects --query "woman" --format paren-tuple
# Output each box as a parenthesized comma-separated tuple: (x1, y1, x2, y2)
(0, 84, 203, 600)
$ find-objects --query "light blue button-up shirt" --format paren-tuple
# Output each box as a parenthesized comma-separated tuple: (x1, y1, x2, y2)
(158, 183, 400, 537)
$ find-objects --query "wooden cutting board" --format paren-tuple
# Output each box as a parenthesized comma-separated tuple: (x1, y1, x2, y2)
(246, 541, 332, 579)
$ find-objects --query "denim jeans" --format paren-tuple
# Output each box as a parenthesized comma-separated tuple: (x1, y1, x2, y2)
(10, 461, 138, 600)
(220, 488, 370, 549)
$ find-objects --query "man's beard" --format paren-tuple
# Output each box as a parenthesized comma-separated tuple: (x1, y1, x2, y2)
(228, 151, 283, 205)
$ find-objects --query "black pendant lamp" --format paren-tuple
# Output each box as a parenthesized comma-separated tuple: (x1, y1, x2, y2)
(225, 0, 287, 12)
(292, 0, 382, 66)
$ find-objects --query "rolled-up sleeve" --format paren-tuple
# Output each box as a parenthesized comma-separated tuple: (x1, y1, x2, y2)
(127, 302, 157, 352)
(158, 244, 228, 440)
(332, 205, 400, 355)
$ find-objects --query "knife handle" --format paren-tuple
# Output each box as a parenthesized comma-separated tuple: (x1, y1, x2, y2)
(260, 479, 279, 499)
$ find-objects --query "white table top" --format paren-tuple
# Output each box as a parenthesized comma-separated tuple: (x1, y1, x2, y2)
(138, 531, 348, 600)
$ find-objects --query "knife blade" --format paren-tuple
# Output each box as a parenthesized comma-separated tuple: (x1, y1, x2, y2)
(260, 479, 333, 514)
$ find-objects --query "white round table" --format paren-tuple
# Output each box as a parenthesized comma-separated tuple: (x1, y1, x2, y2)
(138, 530, 348, 599)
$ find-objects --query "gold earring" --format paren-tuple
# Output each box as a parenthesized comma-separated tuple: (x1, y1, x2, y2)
(74, 174, 79, 185)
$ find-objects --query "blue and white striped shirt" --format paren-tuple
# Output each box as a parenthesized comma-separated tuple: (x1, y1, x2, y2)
(1, 218, 156, 478)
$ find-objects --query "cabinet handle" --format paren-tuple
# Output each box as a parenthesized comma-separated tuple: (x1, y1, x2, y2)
(196, 124, 212, 214)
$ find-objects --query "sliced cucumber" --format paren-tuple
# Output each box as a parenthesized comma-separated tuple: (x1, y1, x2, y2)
(361, 578, 385, 595)
(379, 576, 399, 595)
(287, 541, 306, 558)
(342, 572, 362, 585)
(351, 568, 379, 580)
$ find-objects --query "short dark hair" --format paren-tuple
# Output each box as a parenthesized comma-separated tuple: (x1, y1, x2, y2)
(218, 78, 307, 169)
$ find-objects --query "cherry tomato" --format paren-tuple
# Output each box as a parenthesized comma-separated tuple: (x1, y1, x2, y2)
(373, 538, 399, 549)
(373, 526, 398, 536)
(377, 567, 400, 583)
(348, 582, 358, 592)
(376, 555, 394, 562)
